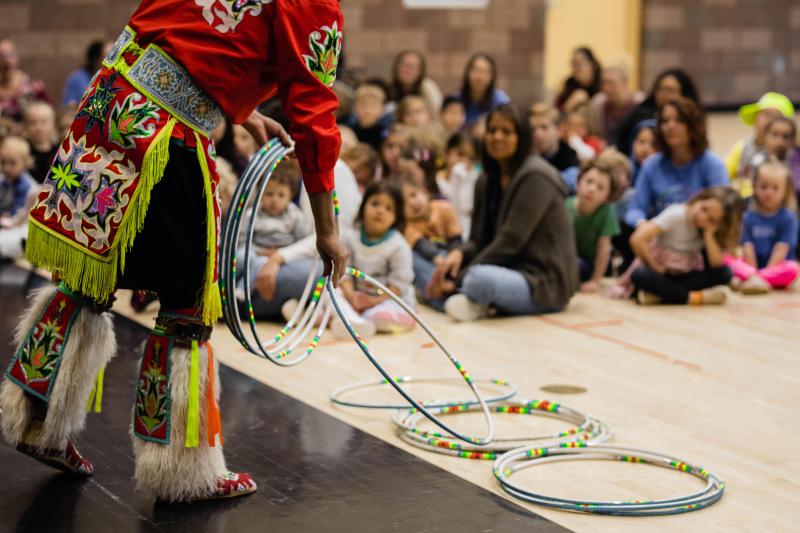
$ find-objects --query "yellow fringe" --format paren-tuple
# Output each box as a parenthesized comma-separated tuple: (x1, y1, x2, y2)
(25, 117, 178, 305)
(194, 131, 222, 326)
(185, 340, 200, 448)
(85, 366, 106, 414)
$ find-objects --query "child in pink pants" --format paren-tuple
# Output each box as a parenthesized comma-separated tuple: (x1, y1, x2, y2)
(725, 159, 799, 293)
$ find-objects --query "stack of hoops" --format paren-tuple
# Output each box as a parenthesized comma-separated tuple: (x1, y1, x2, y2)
(220, 139, 726, 517)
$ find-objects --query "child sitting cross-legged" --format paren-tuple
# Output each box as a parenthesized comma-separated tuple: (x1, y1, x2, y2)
(333, 181, 416, 337)
(627, 186, 743, 305)
(251, 158, 310, 254)
(566, 160, 621, 292)
(0, 136, 37, 261)
(725, 158, 799, 294)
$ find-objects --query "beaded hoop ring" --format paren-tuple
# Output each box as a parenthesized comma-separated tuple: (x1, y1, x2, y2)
(394, 400, 611, 459)
(219, 139, 331, 365)
(327, 268, 495, 445)
(330, 376, 517, 410)
(493, 445, 725, 515)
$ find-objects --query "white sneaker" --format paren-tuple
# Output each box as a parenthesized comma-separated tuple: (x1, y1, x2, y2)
(281, 299, 300, 322)
(740, 275, 770, 295)
(444, 294, 489, 322)
(331, 316, 377, 339)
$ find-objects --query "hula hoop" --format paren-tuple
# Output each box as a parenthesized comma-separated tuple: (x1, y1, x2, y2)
(394, 400, 611, 459)
(327, 267, 495, 445)
(219, 139, 331, 365)
(330, 376, 517, 410)
(493, 445, 725, 515)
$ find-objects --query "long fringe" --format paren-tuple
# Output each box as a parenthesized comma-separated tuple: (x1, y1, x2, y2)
(194, 131, 222, 326)
(24, 117, 178, 304)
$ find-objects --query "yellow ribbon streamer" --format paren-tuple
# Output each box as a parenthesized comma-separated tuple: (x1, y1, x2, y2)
(185, 340, 200, 448)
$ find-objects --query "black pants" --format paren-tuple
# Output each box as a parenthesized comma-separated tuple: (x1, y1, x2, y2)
(578, 256, 593, 282)
(116, 140, 207, 310)
(612, 221, 636, 275)
(631, 265, 732, 304)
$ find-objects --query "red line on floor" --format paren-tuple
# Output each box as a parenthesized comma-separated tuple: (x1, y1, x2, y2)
(572, 319, 624, 329)
(536, 315, 702, 371)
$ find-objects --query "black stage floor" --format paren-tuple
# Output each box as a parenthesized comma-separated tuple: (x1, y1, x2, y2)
(0, 265, 570, 533)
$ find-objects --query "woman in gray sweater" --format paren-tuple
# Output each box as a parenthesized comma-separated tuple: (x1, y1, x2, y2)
(428, 104, 578, 321)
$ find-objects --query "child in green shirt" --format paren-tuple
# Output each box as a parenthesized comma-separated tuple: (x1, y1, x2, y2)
(566, 160, 621, 292)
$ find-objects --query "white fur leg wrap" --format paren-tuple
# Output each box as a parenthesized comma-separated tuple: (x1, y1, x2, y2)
(132, 342, 226, 502)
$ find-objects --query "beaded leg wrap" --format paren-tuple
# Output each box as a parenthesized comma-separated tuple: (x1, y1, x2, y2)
(0, 285, 116, 475)
(132, 311, 256, 502)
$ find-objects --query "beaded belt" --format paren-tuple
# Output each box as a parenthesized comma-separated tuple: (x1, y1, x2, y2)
(103, 26, 224, 136)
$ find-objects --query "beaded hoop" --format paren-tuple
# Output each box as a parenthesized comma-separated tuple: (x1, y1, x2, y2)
(330, 376, 517, 410)
(327, 268, 495, 445)
(219, 139, 331, 365)
(492, 445, 725, 515)
(394, 400, 611, 459)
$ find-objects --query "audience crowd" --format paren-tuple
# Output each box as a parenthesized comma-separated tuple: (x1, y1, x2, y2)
(1, 37, 798, 337)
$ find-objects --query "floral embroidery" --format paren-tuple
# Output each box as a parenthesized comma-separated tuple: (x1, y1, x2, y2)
(195, 0, 273, 34)
(76, 73, 121, 135)
(302, 21, 342, 88)
(134, 335, 172, 444)
(5, 288, 84, 401)
(108, 92, 160, 149)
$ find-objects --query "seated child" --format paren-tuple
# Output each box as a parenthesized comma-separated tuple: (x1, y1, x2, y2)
(725, 159, 799, 293)
(626, 186, 743, 305)
(0, 136, 37, 260)
(334, 181, 415, 337)
(565, 107, 606, 162)
(381, 123, 412, 177)
(347, 84, 392, 151)
(440, 96, 466, 134)
(251, 159, 310, 253)
(436, 132, 479, 238)
(396, 139, 441, 197)
(630, 119, 658, 184)
(341, 143, 380, 193)
(401, 178, 463, 304)
(566, 160, 621, 292)
(397, 95, 434, 128)
(23, 102, 59, 184)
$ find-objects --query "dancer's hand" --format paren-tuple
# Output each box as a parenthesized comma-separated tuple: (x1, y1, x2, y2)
(243, 110, 292, 147)
(309, 191, 348, 286)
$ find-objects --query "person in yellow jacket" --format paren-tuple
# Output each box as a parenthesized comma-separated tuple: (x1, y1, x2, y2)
(726, 92, 794, 198)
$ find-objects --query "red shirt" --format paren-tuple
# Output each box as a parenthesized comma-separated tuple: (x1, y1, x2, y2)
(129, 0, 342, 192)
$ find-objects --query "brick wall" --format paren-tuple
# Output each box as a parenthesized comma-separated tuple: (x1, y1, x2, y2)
(1, 0, 796, 109)
(642, 0, 800, 104)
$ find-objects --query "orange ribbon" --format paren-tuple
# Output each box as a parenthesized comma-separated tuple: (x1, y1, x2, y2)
(206, 342, 224, 447)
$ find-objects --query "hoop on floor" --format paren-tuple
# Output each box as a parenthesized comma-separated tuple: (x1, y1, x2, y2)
(219, 139, 331, 366)
(330, 376, 517, 410)
(327, 267, 495, 446)
(394, 400, 611, 459)
(492, 444, 725, 515)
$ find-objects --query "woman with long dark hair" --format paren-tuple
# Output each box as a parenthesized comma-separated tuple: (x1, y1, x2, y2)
(554, 47, 602, 113)
(453, 53, 510, 125)
(389, 50, 443, 115)
(615, 67, 701, 155)
(427, 104, 578, 320)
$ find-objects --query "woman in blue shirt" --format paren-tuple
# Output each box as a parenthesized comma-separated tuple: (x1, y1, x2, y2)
(453, 53, 510, 125)
(625, 97, 728, 228)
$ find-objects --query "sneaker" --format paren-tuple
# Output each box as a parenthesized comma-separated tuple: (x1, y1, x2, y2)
(193, 472, 257, 501)
(740, 275, 770, 295)
(370, 308, 415, 333)
(695, 287, 727, 305)
(16, 439, 94, 476)
(281, 298, 300, 322)
(636, 290, 662, 305)
(331, 316, 377, 339)
(444, 294, 489, 322)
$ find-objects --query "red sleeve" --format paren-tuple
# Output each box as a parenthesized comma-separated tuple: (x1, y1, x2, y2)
(274, 0, 343, 194)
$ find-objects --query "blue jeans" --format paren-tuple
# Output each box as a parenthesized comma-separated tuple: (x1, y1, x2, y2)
(244, 257, 320, 320)
(459, 264, 558, 316)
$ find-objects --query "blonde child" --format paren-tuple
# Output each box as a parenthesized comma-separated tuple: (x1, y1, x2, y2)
(725, 159, 798, 293)
(566, 160, 621, 292)
(341, 143, 380, 193)
(628, 186, 743, 305)
(0, 136, 37, 260)
(23, 102, 59, 184)
(401, 179, 463, 305)
(334, 181, 415, 337)
(397, 94, 433, 128)
(349, 83, 391, 151)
